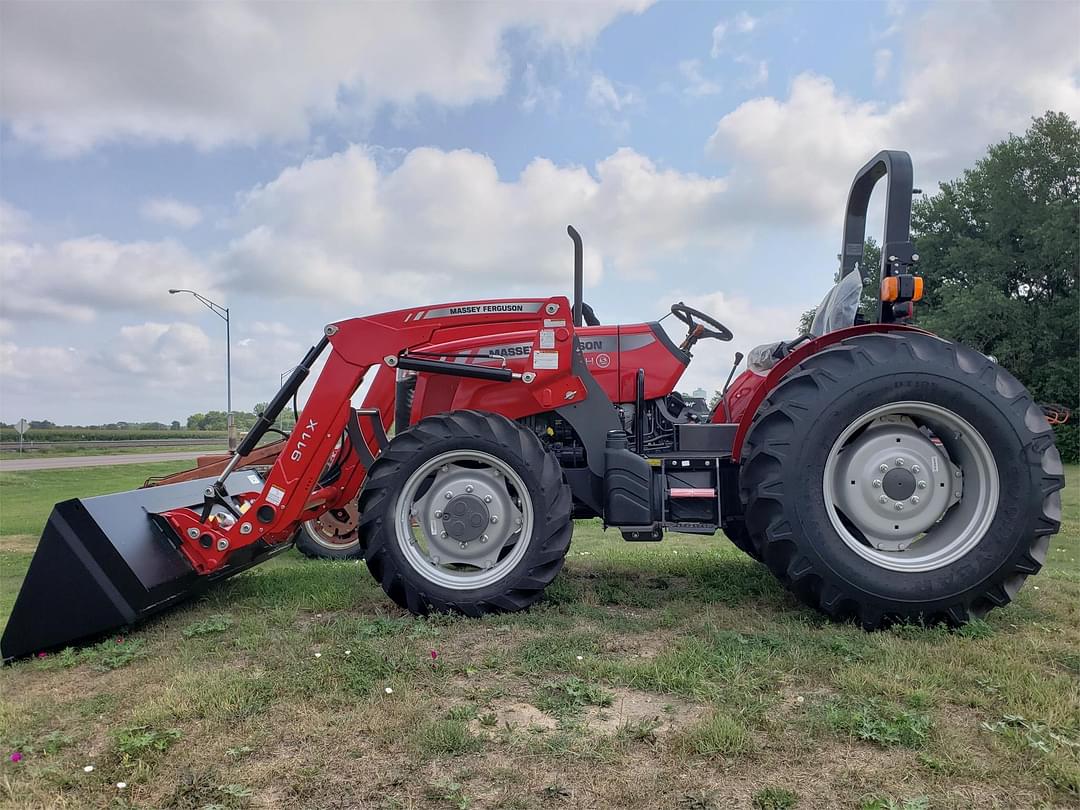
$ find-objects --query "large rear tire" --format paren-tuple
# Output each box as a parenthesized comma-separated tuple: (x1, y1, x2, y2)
(358, 410, 572, 616)
(741, 332, 1063, 629)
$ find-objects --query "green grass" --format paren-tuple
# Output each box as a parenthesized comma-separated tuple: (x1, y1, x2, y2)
(0, 465, 1076, 808)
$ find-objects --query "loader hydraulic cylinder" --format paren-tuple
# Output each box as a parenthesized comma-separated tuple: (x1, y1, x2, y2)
(235, 336, 329, 458)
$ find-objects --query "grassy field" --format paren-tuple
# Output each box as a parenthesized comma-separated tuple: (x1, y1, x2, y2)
(0, 464, 1076, 809)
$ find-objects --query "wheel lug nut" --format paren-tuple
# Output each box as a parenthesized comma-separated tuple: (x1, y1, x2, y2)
(879, 495, 889, 504)
(879, 464, 889, 473)
(459, 542, 467, 549)
(910, 496, 920, 504)
(954, 471, 962, 478)
(918, 481, 927, 489)
(911, 465, 920, 474)
(445, 491, 453, 500)
(434, 510, 443, 518)
(484, 495, 492, 503)
(480, 535, 488, 543)
(872, 479, 882, 488)
(895, 458, 905, 466)
(440, 531, 448, 538)
(466, 485, 474, 493)
(490, 516, 498, 524)
(895, 503, 904, 511)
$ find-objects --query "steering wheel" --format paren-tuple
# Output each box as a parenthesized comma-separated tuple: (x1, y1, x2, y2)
(670, 302, 733, 352)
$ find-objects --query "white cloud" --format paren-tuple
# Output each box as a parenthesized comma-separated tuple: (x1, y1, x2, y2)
(2, 1, 650, 155)
(710, 11, 759, 57)
(219, 143, 732, 307)
(679, 60, 722, 98)
(873, 49, 893, 85)
(0, 236, 216, 322)
(140, 197, 203, 230)
(734, 12, 759, 34)
(710, 22, 728, 58)
(1, 316, 309, 421)
(707, 1, 1080, 228)
(520, 64, 562, 114)
(0, 200, 31, 239)
(587, 73, 640, 114)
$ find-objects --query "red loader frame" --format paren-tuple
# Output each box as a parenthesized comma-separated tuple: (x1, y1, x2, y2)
(160, 296, 585, 574)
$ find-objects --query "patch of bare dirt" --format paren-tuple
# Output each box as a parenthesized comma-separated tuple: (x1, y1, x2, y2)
(584, 687, 704, 735)
(600, 630, 672, 659)
(0, 534, 39, 553)
(470, 701, 558, 734)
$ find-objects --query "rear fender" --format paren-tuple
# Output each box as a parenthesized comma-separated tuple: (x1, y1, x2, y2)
(722, 323, 929, 460)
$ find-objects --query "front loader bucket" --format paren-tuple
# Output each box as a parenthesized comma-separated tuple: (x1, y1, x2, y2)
(2, 472, 285, 661)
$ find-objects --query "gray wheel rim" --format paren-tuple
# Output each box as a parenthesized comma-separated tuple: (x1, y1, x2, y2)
(394, 450, 533, 589)
(823, 401, 999, 572)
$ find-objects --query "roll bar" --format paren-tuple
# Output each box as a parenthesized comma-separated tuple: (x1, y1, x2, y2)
(839, 150, 918, 323)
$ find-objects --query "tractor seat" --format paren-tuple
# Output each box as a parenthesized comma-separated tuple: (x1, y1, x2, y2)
(747, 271, 862, 374)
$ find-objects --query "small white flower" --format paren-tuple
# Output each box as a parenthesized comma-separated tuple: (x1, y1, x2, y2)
(796, 696, 805, 704)
(345, 650, 351, 655)
(116, 782, 127, 790)
(83, 765, 94, 773)
(384, 687, 394, 694)
(316, 613, 323, 618)
(314, 652, 322, 658)
(575, 655, 584, 661)
(1033, 586, 1039, 590)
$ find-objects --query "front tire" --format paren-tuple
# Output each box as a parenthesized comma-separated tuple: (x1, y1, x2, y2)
(358, 411, 573, 616)
(741, 332, 1063, 629)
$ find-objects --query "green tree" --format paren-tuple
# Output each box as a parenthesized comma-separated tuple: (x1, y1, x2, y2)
(911, 112, 1078, 458)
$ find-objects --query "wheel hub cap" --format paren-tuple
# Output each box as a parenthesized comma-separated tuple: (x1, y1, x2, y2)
(442, 495, 489, 543)
(881, 468, 916, 501)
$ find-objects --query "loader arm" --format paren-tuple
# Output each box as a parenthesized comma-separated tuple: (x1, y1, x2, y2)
(159, 296, 585, 574)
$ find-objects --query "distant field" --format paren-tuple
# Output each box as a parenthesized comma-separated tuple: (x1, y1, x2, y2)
(0, 464, 1076, 809)
(0, 444, 224, 461)
(0, 428, 227, 443)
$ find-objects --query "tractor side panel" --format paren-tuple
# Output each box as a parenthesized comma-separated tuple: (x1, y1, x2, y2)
(614, 323, 689, 403)
(407, 323, 683, 418)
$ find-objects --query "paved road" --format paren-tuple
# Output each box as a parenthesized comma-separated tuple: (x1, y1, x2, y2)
(0, 451, 208, 472)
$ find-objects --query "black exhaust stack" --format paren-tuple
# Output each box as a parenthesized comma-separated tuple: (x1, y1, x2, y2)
(1, 472, 283, 661)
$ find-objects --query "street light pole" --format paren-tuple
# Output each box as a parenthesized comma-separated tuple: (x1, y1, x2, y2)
(169, 288, 237, 452)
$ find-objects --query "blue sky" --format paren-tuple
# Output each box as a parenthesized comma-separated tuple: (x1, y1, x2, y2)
(1, 0, 1077, 424)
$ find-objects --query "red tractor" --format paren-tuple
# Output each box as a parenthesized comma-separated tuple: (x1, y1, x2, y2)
(2, 151, 1064, 660)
